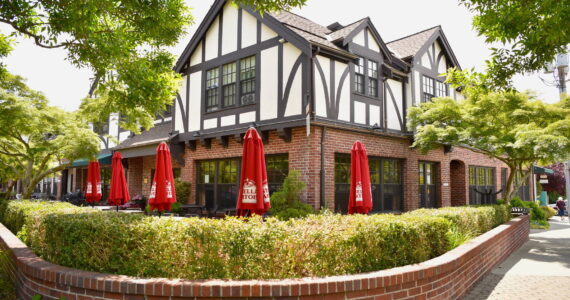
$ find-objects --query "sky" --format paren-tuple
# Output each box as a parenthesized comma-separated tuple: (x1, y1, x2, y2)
(0, 0, 562, 112)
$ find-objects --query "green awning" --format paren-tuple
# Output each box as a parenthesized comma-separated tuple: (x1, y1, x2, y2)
(71, 153, 113, 167)
(533, 166, 554, 175)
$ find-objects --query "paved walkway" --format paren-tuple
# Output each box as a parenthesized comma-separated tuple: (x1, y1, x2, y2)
(462, 218, 570, 300)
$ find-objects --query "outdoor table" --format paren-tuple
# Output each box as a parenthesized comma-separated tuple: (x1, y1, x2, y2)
(180, 204, 206, 217)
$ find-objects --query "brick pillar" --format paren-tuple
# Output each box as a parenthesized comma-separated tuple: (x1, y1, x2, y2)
(127, 157, 143, 197)
(439, 157, 451, 207)
(450, 160, 467, 206)
(403, 155, 419, 212)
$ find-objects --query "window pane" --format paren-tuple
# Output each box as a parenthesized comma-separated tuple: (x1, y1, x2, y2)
(383, 159, 400, 184)
(198, 161, 216, 184)
(369, 159, 380, 184)
(355, 74, 365, 94)
(469, 167, 476, 185)
(240, 56, 256, 105)
(436, 81, 447, 97)
(367, 60, 378, 79)
(368, 78, 378, 97)
(206, 68, 219, 112)
(219, 159, 238, 184)
(266, 154, 288, 194)
(423, 75, 435, 102)
(335, 156, 351, 184)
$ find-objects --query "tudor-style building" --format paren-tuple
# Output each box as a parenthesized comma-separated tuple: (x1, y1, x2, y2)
(101, 0, 532, 212)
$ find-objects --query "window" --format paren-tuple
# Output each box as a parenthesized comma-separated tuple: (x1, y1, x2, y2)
(436, 81, 447, 97)
(240, 56, 256, 105)
(469, 166, 496, 205)
(206, 68, 219, 112)
(222, 62, 237, 108)
(368, 60, 378, 96)
(354, 58, 379, 97)
(419, 162, 438, 208)
(196, 154, 288, 213)
(354, 58, 365, 94)
(334, 155, 402, 214)
(266, 154, 289, 195)
(205, 55, 256, 112)
(423, 76, 435, 102)
(423, 75, 448, 102)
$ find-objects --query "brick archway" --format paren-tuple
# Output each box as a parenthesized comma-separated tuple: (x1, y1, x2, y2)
(450, 159, 467, 206)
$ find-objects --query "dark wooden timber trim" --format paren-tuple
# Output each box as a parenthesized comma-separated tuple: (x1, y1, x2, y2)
(216, 135, 229, 147)
(276, 127, 291, 142)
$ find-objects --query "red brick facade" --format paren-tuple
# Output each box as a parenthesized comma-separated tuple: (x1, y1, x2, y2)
(0, 215, 530, 300)
(121, 125, 525, 212)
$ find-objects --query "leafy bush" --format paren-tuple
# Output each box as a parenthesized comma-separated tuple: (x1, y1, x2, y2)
(0, 249, 15, 300)
(174, 178, 191, 204)
(531, 219, 549, 229)
(541, 206, 556, 219)
(268, 171, 315, 220)
(0, 201, 511, 280)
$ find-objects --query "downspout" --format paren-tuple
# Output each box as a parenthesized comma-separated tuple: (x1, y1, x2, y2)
(312, 46, 326, 210)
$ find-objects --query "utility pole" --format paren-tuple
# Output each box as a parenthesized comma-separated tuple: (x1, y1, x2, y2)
(554, 53, 570, 221)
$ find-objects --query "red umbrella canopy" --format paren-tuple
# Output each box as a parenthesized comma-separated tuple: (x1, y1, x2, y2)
(236, 127, 270, 216)
(148, 142, 176, 212)
(108, 152, 130, 206)
(348, 141, 373, 214)
(85, 160, 102, 204)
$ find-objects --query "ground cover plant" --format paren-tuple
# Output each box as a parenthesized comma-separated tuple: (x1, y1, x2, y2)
(0, 200, 510, 280)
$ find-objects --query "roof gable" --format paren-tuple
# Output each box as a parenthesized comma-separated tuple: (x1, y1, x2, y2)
(386, 26, 461, 69)
(174, 0, 312, 73)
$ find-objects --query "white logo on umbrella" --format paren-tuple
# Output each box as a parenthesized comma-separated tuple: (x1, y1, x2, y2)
(242, 178, 257, 204)
(96, 183, 102, 195)
(149, 182, 156, 198)
(86, 183, 92, 194)
(355, 181, 363, 202)
(166, 180, 173, 198)
(263, 182, 270, 203)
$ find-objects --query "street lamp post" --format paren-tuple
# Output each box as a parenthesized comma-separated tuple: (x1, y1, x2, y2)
(553, 53, 570, 221)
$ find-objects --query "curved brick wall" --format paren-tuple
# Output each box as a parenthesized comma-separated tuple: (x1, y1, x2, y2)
(0, 216, 529, 300)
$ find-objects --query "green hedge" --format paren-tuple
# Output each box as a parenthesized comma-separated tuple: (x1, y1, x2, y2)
(0, 200, 510, 280)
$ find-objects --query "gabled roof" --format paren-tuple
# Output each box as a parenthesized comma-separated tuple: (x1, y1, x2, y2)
(386, 26, 440, 60)
(113, 123, 172, 150)
(386, 25, 461, 69)
(327, 18, 367, 42)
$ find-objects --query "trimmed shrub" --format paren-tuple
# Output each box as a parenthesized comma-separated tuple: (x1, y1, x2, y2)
(541, 206, 556, 219)
(0, 201, 510, 280)
(268, 171, 315, 220)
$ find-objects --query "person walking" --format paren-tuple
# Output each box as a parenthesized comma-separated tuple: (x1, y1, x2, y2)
(556, 197, 566, 221)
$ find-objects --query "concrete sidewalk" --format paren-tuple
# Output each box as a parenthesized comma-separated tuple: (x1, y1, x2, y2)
(462, 218, 570, 300)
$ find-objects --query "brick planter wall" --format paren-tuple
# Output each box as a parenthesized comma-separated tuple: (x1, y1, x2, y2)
(0, 216, 529, 300)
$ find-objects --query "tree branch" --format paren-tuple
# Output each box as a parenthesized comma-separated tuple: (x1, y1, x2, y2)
(0, 18, 77, 49)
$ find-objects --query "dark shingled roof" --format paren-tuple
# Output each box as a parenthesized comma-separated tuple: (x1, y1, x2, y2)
(328, 18, 367, 42)
(113, 123, 171, 150)
(386, 26, 440, 59)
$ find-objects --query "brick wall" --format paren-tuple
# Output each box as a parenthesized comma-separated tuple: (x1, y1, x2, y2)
(126, 157, 143, 197)
(0, 216, 529, 300)
(171, 125, 516, 211)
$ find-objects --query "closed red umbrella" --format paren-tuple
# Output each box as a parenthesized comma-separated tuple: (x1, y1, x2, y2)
(108, 152, 130, 211)
(236, 127, 270, 216)
(85, 160, 102, 206)
(148, 142, 176, 212)
(348, 141, 373, 214)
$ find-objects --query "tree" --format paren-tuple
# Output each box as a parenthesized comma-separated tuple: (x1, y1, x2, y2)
(458, 0, 570, 88)
(542, 163, 567, 198)
(0, 74, 100, 199)
(0, 0, 308, 133)
(407, 91, 570, 200)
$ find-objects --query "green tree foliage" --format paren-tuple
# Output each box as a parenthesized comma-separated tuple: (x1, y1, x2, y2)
(0, 0, 308, 133)
(0, 74, 100, 199)
(408, 91, 570, 200)
(459, 0, 570, 88)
